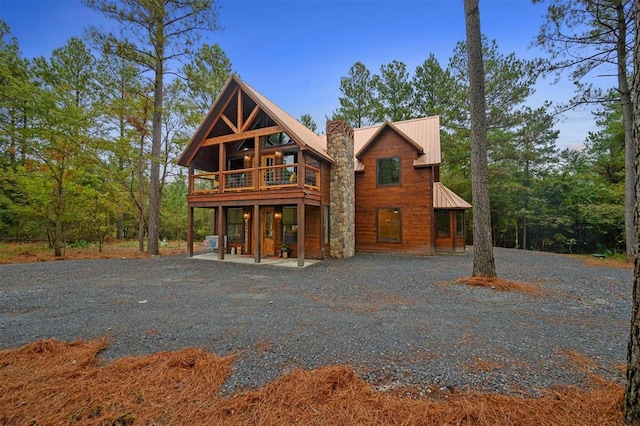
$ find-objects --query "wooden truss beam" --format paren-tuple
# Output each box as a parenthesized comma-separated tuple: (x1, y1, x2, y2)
(201, 125, 283, 146)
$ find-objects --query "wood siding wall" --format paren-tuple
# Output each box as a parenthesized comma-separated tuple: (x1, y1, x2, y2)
(355, 128, 434, 255)
(304, 205, 322, 259)
(321, 163, 331, 258)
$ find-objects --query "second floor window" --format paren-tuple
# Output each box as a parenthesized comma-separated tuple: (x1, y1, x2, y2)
(377, 157, 400, 186)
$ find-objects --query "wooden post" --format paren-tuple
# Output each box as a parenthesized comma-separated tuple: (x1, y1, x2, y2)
(298, 151, 306, 189)
(219, 142, 225, 192)
(254, 204, 260, 263)
(187, 205, 193, 257)
(188, 163, 194, 195)
(217, 204, 225, 260)
(254, 136, 261, 190)
(297, 201, 305, 267)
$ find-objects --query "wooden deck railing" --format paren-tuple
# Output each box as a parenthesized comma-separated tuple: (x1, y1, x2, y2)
(189, 164, 320, 195)
(190, 172, 220, 194)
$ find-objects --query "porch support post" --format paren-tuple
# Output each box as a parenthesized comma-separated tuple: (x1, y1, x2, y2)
(254, 136, 261, 190)
(297, 201, 305, 267)
(253, 204, 260, 263)
(218, 204, 225, 260)
(219, 141, 225, 192)
(297, 151, 305, 188)
(187, 205, 193, 257)
(188, 163, 194, 195)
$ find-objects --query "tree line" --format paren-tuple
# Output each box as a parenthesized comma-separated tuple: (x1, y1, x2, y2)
(332, 46, 625, 255)
(0, 1, 629, 257)
(0, 0, 229, 255)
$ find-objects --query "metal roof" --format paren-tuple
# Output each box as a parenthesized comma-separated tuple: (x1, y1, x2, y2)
(351, 116, 442, 171)
(178, 75, 333, 166)
(433, 182, 472, 209)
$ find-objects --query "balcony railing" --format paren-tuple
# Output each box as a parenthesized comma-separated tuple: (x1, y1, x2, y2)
(223, 168, 253, 191)
(189, 163, 320, 195)
(190, 172, 220, 194)
(259, 164, 297, 189)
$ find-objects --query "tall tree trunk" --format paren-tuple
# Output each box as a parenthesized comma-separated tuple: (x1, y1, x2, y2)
(615, 0, 637, 263)
(523, 215, 527, 250)
(464, 0, 496, 278)
(147, 57, 163, 256)
(54, 177, 64, 257)
(624, 1, 640, 420)
(138, 134, 145, 253)
(117, 117, 126, 240)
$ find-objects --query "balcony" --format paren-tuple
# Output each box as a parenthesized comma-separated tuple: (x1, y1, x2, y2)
(189, 163, 320, 195)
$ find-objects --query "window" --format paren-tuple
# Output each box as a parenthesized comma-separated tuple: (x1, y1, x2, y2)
(282, 206, 297, 243)
(227, 157, 244, 170)
(227, 208, 244, 242)
(436, 210, 450, 238)
(265, 132, 294, 147)
(377, 208, 401, 242)
(377, 157, 400, 186)
(282, 152, 297, 182)
(456, 211, 465, 236)
(323, 206, 329, 244)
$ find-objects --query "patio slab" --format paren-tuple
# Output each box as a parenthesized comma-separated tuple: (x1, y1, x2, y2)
(192, 252, 320, 268)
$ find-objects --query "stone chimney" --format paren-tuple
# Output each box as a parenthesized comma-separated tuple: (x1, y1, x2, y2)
(326, 120, 355, 258)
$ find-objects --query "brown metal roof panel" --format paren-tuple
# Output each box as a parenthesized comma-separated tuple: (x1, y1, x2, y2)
(433, 182, 472, 209)
(352, 116, 441, 165)
(393, 116, 441, 164)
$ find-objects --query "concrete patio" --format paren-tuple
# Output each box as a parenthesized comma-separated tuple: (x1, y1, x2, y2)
(192, 252, 321, 268)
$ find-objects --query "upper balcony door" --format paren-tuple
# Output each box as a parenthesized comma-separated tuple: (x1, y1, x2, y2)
(262, 154, 276, 185)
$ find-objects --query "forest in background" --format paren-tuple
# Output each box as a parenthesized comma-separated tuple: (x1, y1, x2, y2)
(0, 5, 626, 256)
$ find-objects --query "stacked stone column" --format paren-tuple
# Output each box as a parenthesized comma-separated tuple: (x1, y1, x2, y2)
(326, 120, 355, 258)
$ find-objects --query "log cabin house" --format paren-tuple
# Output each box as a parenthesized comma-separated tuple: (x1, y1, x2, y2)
(177, 75, 471, 266)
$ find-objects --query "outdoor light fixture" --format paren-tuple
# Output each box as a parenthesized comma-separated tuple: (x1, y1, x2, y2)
(243, 212, 250, 220)
(275, 150, 282, 157)
(274, 212, 282, 219)
(393, 208, 399, 214)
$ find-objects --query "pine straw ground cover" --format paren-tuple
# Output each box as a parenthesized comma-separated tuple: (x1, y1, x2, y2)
(0, 339, 624, 425)
(456, 277, 544, 296)
(0, 241, 186, 264)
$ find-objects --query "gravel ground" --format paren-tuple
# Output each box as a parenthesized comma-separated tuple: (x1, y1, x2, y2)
(0, 248, 632, 396)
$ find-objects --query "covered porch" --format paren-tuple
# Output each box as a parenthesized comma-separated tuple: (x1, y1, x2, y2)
(186, 200, 326, 268)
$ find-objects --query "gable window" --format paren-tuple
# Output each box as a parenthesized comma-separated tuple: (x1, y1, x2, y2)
(436, 210, 450, 238)
(265, 132, 294, 147)
(282, 206, 298, 243)
(377, 208, 401, 243)
(377, 157, 400, 186)
(227, 208, 244, 242)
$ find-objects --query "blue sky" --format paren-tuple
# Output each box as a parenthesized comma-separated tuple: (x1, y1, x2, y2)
(0, 0, 613, 150)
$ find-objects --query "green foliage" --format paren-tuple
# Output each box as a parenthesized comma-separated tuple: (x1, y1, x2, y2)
(332, 62, 378, 128)
(373, 60, 414, 122)
(182, 43, 232, 123)
(299, 114, 317, 133)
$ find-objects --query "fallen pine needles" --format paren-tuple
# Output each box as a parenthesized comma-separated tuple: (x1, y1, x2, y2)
(0, 339, 624, 425)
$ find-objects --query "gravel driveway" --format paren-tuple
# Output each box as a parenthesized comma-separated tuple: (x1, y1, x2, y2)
(0, 248, 632, 395)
